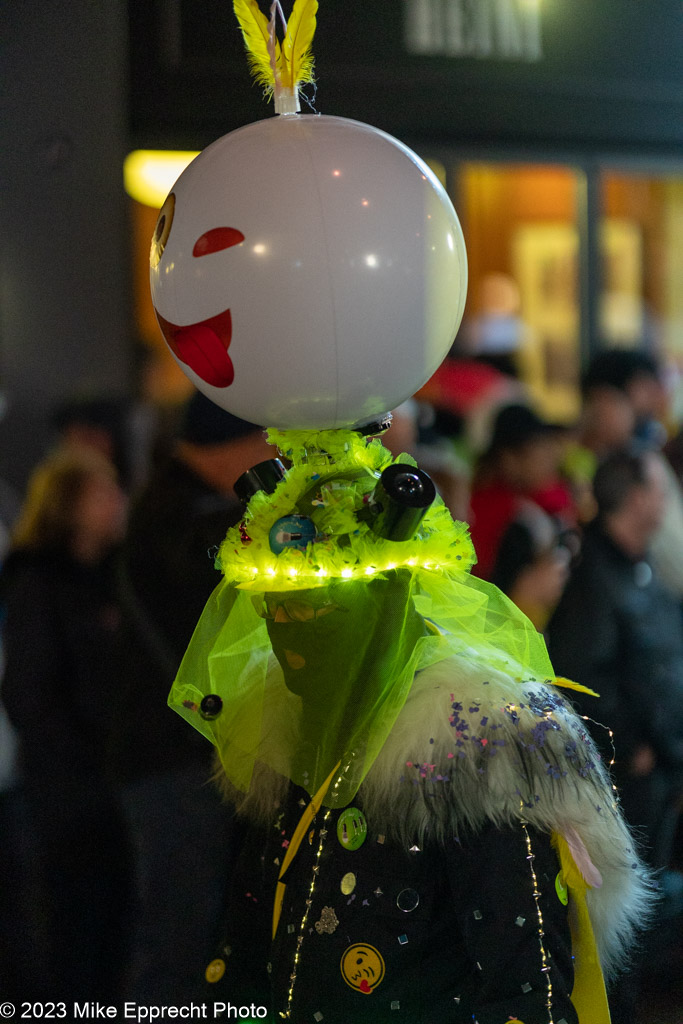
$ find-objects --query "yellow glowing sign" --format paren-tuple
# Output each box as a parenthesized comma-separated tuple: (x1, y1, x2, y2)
(123, 150, 200, 208)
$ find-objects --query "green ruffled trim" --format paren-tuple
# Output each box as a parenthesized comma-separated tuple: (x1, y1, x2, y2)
(217, 428, 477, 591)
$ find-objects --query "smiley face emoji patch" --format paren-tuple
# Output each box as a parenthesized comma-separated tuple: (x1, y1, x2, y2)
(340, 943, 386, 994)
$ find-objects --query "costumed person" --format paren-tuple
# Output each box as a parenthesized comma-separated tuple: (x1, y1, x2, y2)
(148, 3, 652, 1020)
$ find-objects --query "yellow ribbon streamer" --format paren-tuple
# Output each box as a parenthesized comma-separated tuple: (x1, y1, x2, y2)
(552, 832, 611, 1024)
(272, 759, 341, 940)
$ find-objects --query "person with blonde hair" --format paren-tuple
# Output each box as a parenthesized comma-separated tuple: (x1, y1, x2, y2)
(1, 447, 131, 1003)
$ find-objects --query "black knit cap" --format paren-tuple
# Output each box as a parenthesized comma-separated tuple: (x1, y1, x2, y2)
(488, 403, 566, 453)
(582, 349, 659, 395)
(179, 390, 262, 445)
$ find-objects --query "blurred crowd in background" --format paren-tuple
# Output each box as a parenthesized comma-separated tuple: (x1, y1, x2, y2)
(2, 342, 683, 1021)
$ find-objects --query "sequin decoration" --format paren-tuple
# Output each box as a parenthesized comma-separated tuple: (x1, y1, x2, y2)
(396, 888, 420, 913)
(314, 906, 339, 935)
(341, 872, 357, 895)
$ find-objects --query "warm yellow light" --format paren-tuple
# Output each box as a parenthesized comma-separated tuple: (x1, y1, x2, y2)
(123, 150, 200, 208)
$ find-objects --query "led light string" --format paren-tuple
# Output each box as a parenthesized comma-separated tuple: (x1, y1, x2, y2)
(520, 821, 555, 1023)
(279, 808, 331, 1020)
(279, 760, 351, 1018)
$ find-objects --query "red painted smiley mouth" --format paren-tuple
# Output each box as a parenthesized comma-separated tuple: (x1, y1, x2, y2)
(154, 306, 234, 388)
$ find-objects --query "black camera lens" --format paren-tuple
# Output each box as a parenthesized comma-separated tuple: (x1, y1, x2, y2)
(233, 459, 286, 505)
(368, 464, 436, 541)
(392, 470, 426, 499)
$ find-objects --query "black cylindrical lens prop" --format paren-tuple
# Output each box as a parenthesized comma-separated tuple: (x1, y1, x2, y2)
(234, 458, 286, 505)
(369, 464, 436, 541)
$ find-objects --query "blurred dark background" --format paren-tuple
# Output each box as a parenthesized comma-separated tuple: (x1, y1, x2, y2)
(4, 0, 683, 490)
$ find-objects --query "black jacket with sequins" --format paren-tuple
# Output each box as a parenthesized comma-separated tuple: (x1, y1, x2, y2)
(207, 783, 577, 1024)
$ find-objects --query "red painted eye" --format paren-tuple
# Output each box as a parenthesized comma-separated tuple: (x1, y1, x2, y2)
(193, 227, 245, 257)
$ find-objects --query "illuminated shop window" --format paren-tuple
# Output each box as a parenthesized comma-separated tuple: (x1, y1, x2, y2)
(453, 162, 582, 422)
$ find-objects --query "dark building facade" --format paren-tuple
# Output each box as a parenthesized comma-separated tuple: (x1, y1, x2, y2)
(3, 0, 683, 484)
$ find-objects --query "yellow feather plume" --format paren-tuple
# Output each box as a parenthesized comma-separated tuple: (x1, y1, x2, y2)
(233, 0, 282, 93)
(281, 0, 318, 89)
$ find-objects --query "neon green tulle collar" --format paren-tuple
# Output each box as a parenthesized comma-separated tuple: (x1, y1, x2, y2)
(216, 427, 476, 591)
(170, 428, 559, 806)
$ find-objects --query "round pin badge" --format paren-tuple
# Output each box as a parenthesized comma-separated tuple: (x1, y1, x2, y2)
(340, 943, 386, 994)
(205, 958, 226, 983)
(337, 808, 368, 851)
(341, 872, 357, 895)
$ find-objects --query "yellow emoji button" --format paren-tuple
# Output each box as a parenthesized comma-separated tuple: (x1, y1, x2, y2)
(205, 957, 226, 983)
(340, 943, 386, 994)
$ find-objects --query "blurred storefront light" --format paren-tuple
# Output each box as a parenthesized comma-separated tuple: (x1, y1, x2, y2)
(123, 150, 199, 208)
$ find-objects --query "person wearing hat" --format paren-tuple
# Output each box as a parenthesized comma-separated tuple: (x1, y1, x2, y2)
(468, 403, 576, 628)
(109, 390, 272, 1004)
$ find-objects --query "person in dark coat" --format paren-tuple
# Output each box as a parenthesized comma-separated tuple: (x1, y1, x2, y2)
(1, 447, 131, 1003)
(547, 447, 683, 868)
(110, 390, 272, 1004)
(547, 447, 683, 1024)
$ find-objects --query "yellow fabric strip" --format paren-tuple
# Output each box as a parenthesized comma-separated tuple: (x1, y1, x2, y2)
(272, 759, 341, 940)
(553, 676, 600, 698)
(551, 832, 611, 1024)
